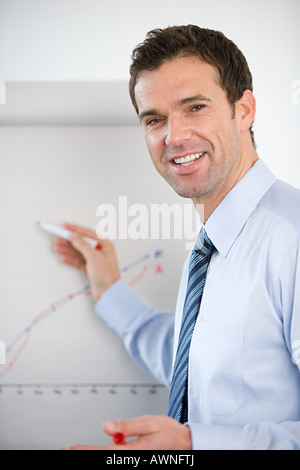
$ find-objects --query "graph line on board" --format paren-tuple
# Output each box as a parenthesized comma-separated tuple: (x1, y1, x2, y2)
(0, 285, 92, 379)
(0, 250, 164, 379)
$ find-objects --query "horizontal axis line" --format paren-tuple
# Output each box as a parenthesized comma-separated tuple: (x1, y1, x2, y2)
(0, 383, 166, 388)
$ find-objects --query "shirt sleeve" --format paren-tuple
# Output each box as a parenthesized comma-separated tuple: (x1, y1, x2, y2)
(94, 279, 174, 388)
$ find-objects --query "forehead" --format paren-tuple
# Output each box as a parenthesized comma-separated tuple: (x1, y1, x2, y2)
(134, 56, 222, 113)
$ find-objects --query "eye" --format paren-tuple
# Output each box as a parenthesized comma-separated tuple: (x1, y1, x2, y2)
(191, 104, 205, 112)
(146, 118, 162, 126)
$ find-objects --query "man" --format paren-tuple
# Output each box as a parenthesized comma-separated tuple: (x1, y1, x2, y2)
(57, 26, 300, 450)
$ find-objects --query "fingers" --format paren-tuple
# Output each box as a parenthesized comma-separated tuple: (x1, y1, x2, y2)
(101, 415, 192, 450)
(54, 237, 86, 271)
(53, 223, 120, 301)
(102, 415, 161, 438)
(63, 223, 98, 240)
(65, 416, 192, 450)
(65, 443, 130, 450)
(60, 255, 86, 271)
(69, 234, 120, 301)
(64, 445, 105, 450)
(69, 233, 98, 261)
(63, 223, 113, 254)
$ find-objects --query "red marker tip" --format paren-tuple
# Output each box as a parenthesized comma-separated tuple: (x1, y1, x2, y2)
(113, 432, 126, 445)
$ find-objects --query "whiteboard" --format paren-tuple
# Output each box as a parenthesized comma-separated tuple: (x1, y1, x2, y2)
(1, 119, 299, 449)
(0, 125, 189, 450)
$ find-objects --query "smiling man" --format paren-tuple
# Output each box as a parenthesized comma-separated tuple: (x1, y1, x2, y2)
(57, 26, 300, 450)
(134, 56, 257, 222)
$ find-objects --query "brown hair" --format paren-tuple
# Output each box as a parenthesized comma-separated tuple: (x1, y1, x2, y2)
(129, 25, 255, 146)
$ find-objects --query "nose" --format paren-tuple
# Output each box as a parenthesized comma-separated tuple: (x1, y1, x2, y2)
(164, 115, 193, 147)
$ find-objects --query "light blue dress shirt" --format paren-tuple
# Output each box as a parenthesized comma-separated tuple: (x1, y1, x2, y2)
(95, 159, 300, 450)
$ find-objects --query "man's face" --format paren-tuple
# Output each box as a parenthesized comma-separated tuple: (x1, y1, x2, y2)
(134, 56, 248, 210)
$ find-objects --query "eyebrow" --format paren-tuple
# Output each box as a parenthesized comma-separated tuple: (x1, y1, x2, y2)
(139, 94, 211, 121)
(177, 94, 212, 106)
(139, 109, 160, 122)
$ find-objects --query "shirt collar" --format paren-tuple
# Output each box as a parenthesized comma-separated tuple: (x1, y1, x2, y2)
(204, 159, 277, 258)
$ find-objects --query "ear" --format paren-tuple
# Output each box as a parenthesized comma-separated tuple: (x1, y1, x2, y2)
(236, 90, 256, 133)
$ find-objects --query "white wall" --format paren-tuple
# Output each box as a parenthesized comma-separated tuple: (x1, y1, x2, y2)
(0, 0, 299, 187)
(0, 0, 299, 82)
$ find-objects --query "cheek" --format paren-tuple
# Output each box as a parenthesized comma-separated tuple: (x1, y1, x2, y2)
(149, 154, 161, 173)
(212, 120, 241, 158)
(145, 136, 165, 169)
(146, 145, 162, 176)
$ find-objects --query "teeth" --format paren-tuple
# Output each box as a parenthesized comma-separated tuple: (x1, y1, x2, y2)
(174, 153, 204, 165)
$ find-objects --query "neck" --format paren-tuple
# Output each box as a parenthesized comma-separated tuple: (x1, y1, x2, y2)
(193, 147, 259, 223)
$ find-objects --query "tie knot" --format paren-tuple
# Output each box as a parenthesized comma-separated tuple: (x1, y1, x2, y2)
(193, 229, 215, 256)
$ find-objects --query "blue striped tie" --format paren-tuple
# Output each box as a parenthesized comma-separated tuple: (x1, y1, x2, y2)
(168, 229, 215, 423)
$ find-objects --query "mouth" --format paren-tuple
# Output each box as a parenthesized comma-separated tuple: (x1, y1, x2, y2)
(169, 152, 207, 175)
(173, 152, 205, 166)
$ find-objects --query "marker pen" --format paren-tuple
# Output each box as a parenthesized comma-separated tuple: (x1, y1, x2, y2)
(113, 432, 127, 445)
(37, 222, 101, 249)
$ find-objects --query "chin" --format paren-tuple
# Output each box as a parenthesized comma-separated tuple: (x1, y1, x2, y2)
(169, 181, 205, 200)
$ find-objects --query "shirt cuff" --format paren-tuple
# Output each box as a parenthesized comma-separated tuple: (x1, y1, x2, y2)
(188, 422, 245, 450)
(94, 279, 154, 337)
